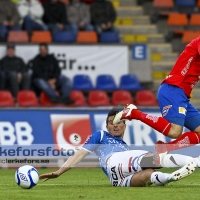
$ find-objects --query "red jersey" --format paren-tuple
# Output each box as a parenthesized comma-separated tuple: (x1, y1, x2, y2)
(162, 36, 200, 97)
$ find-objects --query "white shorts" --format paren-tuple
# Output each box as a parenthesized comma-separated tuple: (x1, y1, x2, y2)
(106, 150, 149, 187)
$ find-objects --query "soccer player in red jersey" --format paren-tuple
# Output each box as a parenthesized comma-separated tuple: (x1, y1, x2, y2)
(113, 36, 200, 164)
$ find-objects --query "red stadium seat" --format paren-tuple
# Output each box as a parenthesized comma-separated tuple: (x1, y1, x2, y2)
(31, 31, 52, 43)
(0, 91, 15, 106)
(40, 92, 64, 106)
(70, 90, 88, 106)
(77, 31, 98, 43)
(167, 13, 188, 26)
(88, 90, 111, 106)
(182, 31, 200, 44)
(112, 90, 134, 106)
(189, 14, 200, 26)
(153, 0, 174, 8)
(7, 31, 29, 43)
(135, 90, 158, 106)
(17, 90, 40, 107)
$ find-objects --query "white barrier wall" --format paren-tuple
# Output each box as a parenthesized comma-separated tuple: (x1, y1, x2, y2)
(0, 44, 129, 86)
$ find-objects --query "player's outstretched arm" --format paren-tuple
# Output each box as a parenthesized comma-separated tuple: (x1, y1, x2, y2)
(39, 149, 90, 182)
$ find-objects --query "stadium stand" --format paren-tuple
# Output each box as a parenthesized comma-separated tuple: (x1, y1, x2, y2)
(53, 31, 76, 43)
(77, 31, 98, 43)
(17, 90, 40, 107)
(0, 91, 15, 107)
(135, 90, 158, 106)
(40, 92, 64, 107)
(69, 90, 88, 106)
(88, 90, 111, 106)
(30, 31, 52, 43)
(96, 75, 118, 91)
(182, 31, 200, 44)
(189, 14, 200, 27)
(175, 0, 196, 7)
(73, 75, 94, 90)
(7, 31, 29, 43)
(119, 74, 143, 91)
(99, 32, 120, 43)
(111, 90, 134, 106)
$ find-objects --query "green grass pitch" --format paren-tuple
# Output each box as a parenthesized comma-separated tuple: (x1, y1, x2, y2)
(0, 168, 200, 200)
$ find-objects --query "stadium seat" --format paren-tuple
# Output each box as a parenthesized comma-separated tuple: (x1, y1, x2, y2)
(40, 92, 64, 106)
(81, 0, 95, 2)
(96, 74, 117, 90)
(111, 90, 134, 106)
(88, 90, 111, 106)
(99, 32, 120, 43)
(73, 75, 94, 90)
(175, 0, 196, 7)
(70, 90, 88, 106)
(153, 0, 174, 8)
(7, 31, 29, 43)
(77, 31, 98, 43)
(53, 31, 76, 43)
(135, 90, 158, 106)
(31, 31, 52, 43)
(0, 91, 15, 106)
(60, 0, 69, 4)
(17, 90, 40, 107)
(182, 31, 200, 44)
(119, 74, 143, 90)
(189, 14, 200, 26)
(167, 13, 188, 26)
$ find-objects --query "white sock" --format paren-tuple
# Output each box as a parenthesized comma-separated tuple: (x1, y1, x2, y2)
(150, 172, 172, 186)
(161, 154, 198, 168)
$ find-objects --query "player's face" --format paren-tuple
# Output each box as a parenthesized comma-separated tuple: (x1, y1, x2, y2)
(106, 116, 126, 138)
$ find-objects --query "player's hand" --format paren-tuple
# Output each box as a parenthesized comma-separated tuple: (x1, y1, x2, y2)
(39, 172, 59, 182)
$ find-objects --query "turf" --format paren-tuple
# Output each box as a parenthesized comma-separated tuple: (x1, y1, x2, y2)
(0, 167, 200, 200)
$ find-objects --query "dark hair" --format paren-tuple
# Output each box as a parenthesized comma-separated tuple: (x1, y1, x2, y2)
(106, 108, 125, 125)
(39, 43, 48, 49)
(7, 43, 15, 49)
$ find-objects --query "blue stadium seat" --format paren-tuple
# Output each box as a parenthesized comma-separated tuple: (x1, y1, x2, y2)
(175, 0, 196, 7)
(53, 31, 76, 43)
(119, 74, 143, 90)
(96, 74, 117, 90)
(73, 75, 94, 90)
(99, 32, 120, 43)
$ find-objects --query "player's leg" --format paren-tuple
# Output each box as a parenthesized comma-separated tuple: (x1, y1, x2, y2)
(130, 162, 196, 187)
(155, 105, 200, 164)
(113, 83, 185, 138)
(161, 154, 200, 168)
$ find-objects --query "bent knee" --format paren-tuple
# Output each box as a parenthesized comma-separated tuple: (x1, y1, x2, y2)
(168, 124, 183, 138)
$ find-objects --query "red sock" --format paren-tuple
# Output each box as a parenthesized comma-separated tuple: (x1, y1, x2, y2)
(166, 131, 200, 152)
(131, 111, 171, 136)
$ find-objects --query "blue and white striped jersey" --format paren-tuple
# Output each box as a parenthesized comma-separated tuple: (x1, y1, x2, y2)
(82, 130, 130, 176)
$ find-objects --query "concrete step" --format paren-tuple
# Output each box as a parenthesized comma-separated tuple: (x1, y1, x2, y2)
(148, 43, 173, 53)
(116, 6, 143, 16)
(190, 98, 200, 107)
(115, 16, 150, 26)
(109, 0, 137, 7)
(148, 34, 165, 43)
(161, 53, 178, 61)
(116, 25, 157, 34)
(120, 0, 137, 6)
(151, 52, 178, 62)
(152, 79, 162, 91)
(152, 61, 174, 71)
(120, 34, 164, 44)
(152, 71, 170, 80)
(132, 15, 150, 24)
(191, 88, 200, 98)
